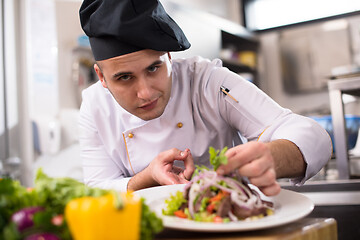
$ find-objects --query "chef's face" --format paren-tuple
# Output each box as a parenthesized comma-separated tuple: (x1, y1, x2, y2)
(94, 50, 172, 121)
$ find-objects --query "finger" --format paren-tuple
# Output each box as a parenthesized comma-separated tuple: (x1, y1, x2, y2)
(259, 182, 281, 196)
(182, 149, 195, 180)
(216, 146, 244, 175)
(157, 174, 177, 185)
(177, 169, 191, 183)
(158, 171, 183, 185)
(172, 166, 185, 175)
(248, 168, 277, 187)
(217, 143, 262, 174)
(237, 156, 273, 177)
(159, 148, 187, 164)
(166, 172, 189, 185)
(177, 174, 189, 184)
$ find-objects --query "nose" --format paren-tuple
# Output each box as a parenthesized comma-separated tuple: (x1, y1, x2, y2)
(136, 76, 154, 100)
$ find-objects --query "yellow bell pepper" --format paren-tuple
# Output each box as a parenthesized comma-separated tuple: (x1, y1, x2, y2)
(65, 192, 141, 240)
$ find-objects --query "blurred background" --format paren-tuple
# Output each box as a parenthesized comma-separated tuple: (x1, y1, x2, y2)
(1, 0, 360, 185)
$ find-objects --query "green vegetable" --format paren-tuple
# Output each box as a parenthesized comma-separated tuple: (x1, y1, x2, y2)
(0, 178, 39, 240)
(141, 199, 163, 240)
(199, 197, 210, 212)
(34, 169, 108, 214)
(1, 169, 163, 240)
(192, 147, 229, 178)
(209, 146, 228, 171)
(193, 212, 215, 222)
(162, 191, 187, 216)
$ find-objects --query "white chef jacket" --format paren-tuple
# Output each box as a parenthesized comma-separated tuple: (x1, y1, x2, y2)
(79, 56, 332, 192)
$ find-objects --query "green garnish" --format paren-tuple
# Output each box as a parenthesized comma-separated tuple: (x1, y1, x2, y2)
(192, 147, 229, 178)
(209, 146, 228, 171)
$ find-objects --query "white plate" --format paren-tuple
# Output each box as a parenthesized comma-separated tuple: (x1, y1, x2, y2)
(135, 184, 314, 232)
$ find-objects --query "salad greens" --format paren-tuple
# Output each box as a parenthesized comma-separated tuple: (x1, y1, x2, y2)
(0, 168, 162, 240)
(163, 147, 274, 223)
(162, 191, 187, 216)
(140, 199, 163, 240)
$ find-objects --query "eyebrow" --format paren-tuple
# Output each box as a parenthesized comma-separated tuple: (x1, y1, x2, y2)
(112, 60, 164, 79)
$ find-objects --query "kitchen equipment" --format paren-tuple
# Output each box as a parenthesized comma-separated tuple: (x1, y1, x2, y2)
(32, 116, 61, 155)
(310, 114, 360, 153)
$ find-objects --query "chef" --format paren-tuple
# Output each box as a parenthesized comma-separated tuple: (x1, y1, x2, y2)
(78, 0, 332, 195)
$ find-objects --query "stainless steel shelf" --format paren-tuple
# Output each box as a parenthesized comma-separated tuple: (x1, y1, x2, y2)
(327, 75, 360, 179)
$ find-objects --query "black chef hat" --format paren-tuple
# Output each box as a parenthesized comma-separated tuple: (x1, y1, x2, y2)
(79, 0, 191, 61)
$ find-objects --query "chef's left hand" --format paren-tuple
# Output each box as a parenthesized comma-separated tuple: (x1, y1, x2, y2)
(149, 148, 195, 185)
(216, 141, 281, 196)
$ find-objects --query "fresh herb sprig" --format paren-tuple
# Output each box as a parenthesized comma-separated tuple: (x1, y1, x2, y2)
(192, 147, 228, 178)
(209, 146, 228, 171)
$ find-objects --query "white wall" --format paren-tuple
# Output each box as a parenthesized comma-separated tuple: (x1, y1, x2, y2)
(55, 0, 83, 110)
(27, 0, 58, 117)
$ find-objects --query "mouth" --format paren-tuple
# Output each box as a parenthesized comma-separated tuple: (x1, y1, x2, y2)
(139, 98, 159, 111)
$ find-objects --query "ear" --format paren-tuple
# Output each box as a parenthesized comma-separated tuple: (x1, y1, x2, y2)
(94, 63, 107, 88)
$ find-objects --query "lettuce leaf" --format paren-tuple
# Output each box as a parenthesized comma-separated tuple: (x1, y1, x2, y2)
(162, 191, 187, 216)
(141, 198, 163, 240)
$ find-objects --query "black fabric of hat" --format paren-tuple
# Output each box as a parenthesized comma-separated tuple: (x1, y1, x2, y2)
(79, 0, 191, 61)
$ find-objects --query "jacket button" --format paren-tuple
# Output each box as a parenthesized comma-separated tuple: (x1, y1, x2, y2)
(177, 122, 183, 128)
(128, 133, 134, 138)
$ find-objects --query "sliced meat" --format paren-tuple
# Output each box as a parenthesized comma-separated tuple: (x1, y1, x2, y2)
(232, 204, 268, 220)
(216, 195, 231, 218)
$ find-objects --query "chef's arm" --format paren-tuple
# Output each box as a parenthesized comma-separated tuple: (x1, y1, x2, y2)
(127, 148, 195, 191)
(266, 139, 306, 179)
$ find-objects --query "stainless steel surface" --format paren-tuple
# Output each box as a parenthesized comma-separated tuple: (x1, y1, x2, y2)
(328, 88, 349, 179)
(282, 179, 360, 205)
(350, 157, 360, 176)
(303, 191, 360, 206)
(327, 76, 360, 179)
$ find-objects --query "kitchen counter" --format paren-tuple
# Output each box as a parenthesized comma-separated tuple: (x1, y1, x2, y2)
(155, 218, 337, 240)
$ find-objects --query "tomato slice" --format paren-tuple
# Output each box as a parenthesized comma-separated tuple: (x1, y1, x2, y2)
(206, 203, 216, 213)
(210, 190, 230, 203)
(210, 192, 223, 203)
(174, 210, 187, 219)
(213, 216, 223, 223)
(221, 190, 230, 196)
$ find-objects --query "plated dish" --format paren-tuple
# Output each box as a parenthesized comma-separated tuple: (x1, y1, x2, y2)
(135, 184, 314, 232)
(162, 168, 274, 223)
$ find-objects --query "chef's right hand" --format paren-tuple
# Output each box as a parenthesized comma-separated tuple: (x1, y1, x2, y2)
(148, 148, 195, 185)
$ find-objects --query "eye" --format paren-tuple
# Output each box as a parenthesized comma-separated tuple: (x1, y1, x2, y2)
(148, 65, 159, 73)
(118, 75, 132, 82)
